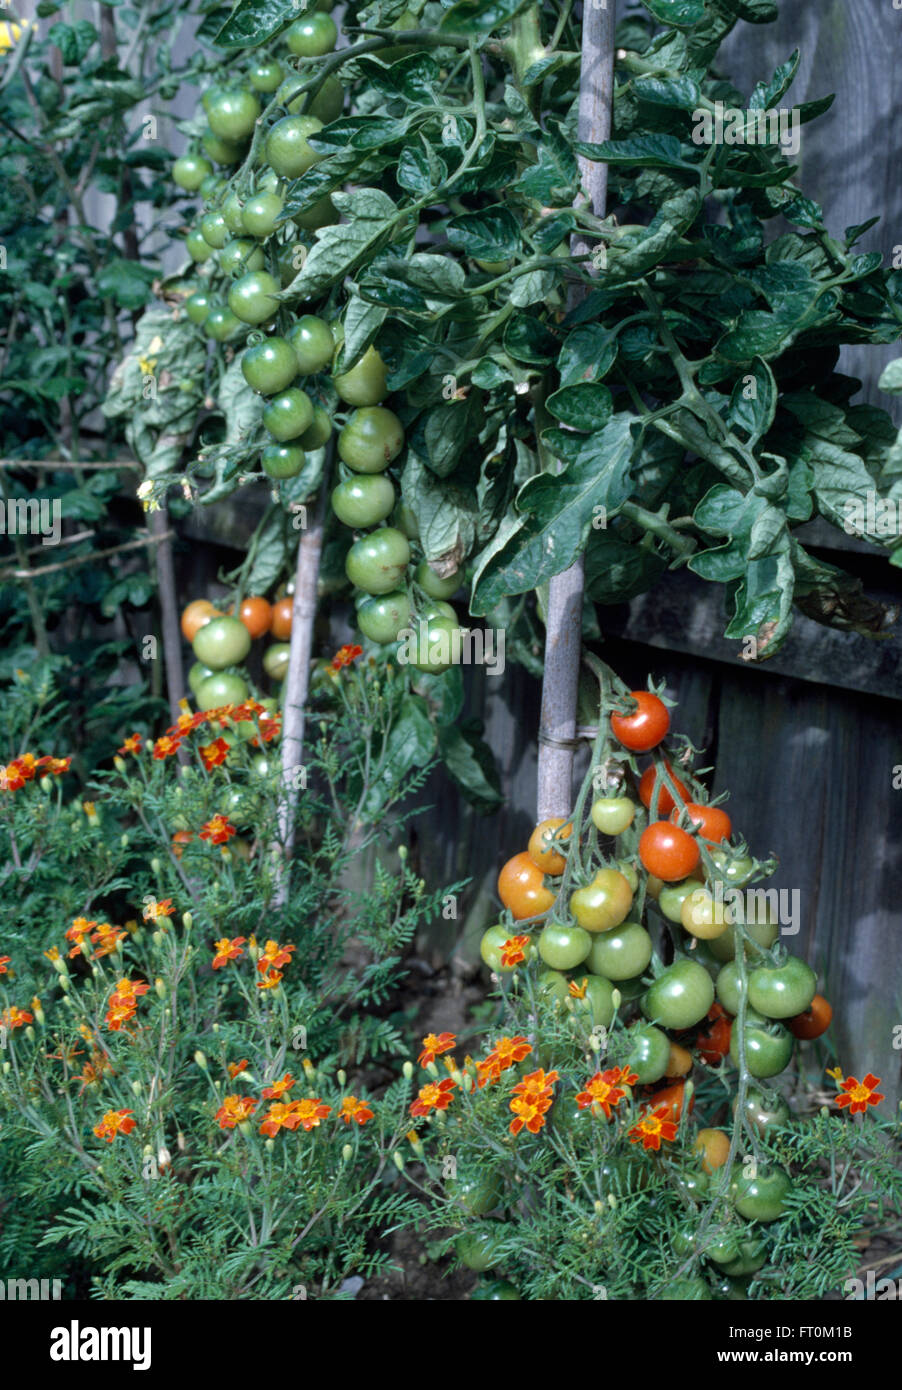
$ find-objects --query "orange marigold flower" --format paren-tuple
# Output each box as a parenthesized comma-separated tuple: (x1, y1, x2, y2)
(0, 762, 28, 791)
(500, 935, 530, 968)
(105, 1003, 137, 1032)
(65, 917, 96, 958)
(110, 978, 150, 1009)
(251, 714, 281, 746)
(509, 1093, 553, 1136)
(257, 939, 295, 973)
(292, 1097, 331, 1131)
(568, 977, 588, 1000)
(36, 755, 72, 776)
(575, 1067, 636, 1119)
(476, 1035, 533, 1088)
(835, 1073, 884, 1115)
(511, 1067, 558, 1101)
(152, 734, 183, 760)
(1, 1005, 32, 1030)
(418, 1031, 457, 1066)
(259, 1100, 309, 1136)
(93, 1109, 136, 1143)
(199, 737, 231, 770)
(628, 1105, 678, 1152)
(338, 1095, 374, 1126)
(410, 1077, 457, 1117)
(256, 968, 283, 990)
(142, 898, 174, 922)
(15, 753, 38, 782)
(262, 1072, 297, 1100)
(232, 699, 266, 722)
(0, 955, 10, 975)
(118, 734, 143, 755)
(77, 1050, 113, 1091)
(331, 643, 363, 671)
(91, 923, 127, 957)
(199, 813, 237, 845)
(216, 1094, 258, 1130)
(227, 1058, 251, 1080)
(212, 936, 246, 969)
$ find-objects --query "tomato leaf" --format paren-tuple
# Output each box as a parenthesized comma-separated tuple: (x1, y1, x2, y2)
(281, 188, 397, 300)
(437, 724, 503, 812)
(214, 0, 296, 48)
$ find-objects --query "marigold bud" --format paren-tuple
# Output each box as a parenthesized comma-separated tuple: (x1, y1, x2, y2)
(425, 1060, 439, 1080)
(337, 1068, 347, 1087)
(150, 857, 162, 876)
(238, 1121, 252, 1139)
(155, 978, 166, 999)
(301, 1057, 315, 1081)
(402, 1060, 414, 1080)
(392, 1151, 405, 1172)
(182, 912, 193, 932)
(132, 1080, 143, 1095)
(611, 989, 622, 1011)
(2, 1062, 10, 1075)
(30, 999, 44, 1025)
(398, 845, 408, 862)
(120, 833, 129, 847)
(194, 1051, 208, 1070)
(143, 1144, 153, 1157)
(113, 756, 126, 774)
(407, 1131, 425, 1159)
(341, 1143, 353, 1161)
(25, 1026, 34, 1041)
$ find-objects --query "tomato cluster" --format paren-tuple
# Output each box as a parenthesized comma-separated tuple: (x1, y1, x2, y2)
(180, 589, 292, 709)
(173, 15, 468, 673)
(478, 684, 833, 1290)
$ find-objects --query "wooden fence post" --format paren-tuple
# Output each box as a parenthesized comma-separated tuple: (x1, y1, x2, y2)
(536, 1, 615, 820)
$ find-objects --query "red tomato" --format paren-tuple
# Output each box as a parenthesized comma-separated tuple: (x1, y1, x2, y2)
(497, 851, 556, 921)
(644, 1080, 694, 1123)
(638, 822, 700, 881)
(270, 596, 293, 641)
(696, 1003, 733, 1065)
(638, 763, 690, 816)
(673, 802, 732, 844)
(787, 994, 832, 1040)
(611, 691, 670, 752)
(235, 596, 272, 639)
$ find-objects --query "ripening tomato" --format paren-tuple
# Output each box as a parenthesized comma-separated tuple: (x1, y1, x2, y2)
(590, 796, 636, 835)
(181, 598, 220, 642)
(639, 821, 700, 881)
(497, 851, 555, 920)
(527, 818, 571, 876)
(569, 869, 634, 933)
(645, 1080, 693, 1123)
(672, 802, 732, 844)
(707, 900, 779, 963)
(235, 596, 272, 639)
(665, 1042, 693, 1078)
(657, 877, 705, 924)
(680, 887, 733, 940)
(696, 1004, 733, 1066)
(708, 847, 755, 887)
(787, 993, 832, 1040)
(611, 691, 670, 752)
(270, 597, 293, 641)
(345, 527, 410, 595)
(694, 1127, 731, 1173)
(638, 762, 690, 816)
(733, 1086, 790, 1135)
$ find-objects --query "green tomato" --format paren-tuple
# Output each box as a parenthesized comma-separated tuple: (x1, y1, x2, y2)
(730, 1165, 791, 1223)
(195, 671, 249, 711)
(569, 868, 633, 933)
(192, 615, 252, 670)
(568, 974, 615, 1028)
(708, 902, 780, 962)
(345, 527, 410, 595)
(406, 614, 460, 673)
(357, 591, 411, 644)
(218, 238, 265, 276)
(188, 660, 215, 696)
(470, 1279, 520, 1301)
(720, 1237, 768, 1277)
(186, 229, 214, 262)
(261, 443, 305, 479)
(333, 344, 389, 406)
(221, 191, 247, 234)
(200, 210, 230, 249)
(708, 848, 756, 887)
(705, 1230, 743, 1266)
(733, 1086, 791, 1135)
(202, 129, 247, 166)
(415, 559, 460, 599)
(656, 1277, 712, 1300)
(536, 968, 569, 1003)
(173, 154, 214, 191)
(308, 75, 344, 124)
(590, 796, 636, 836)
(262, 643, 291, 681)
(625, 1023, 671, 1084)
(262, 388, 314, 442)
(586, 922, 652, 980)
(299, 406, 332, 451)
(206, 89, 261, 142)
(186, 290, 214, 325)
(241, 338, 298, 395)
(393, 501, 420, 539)
(228, 270, 281, 325)
(285, 13, 337, 55)
(658, 878, 705, 925)
(293, 194, 339, 230)
(338, 406, 404, 473)
(747, 958, 817, 1020)
(673, 1169, 710, 1202)
(332, 475, 396, 529)
(265, 114, 323, 178)
(287, 316, 335, 374)
(446, 1171, 503, 1217)
(249, 59, 284, 92)
(455, 1229, 504, 1273)
(729, 1010, 793, 1078)
(204, 306, 242, 342)
(199, 173, 225, 201)
(241, 191, 285, 238)
(422, 600, 457, 622)
(643, 960, 714, 1030)
(715, 960, 747, 1016)
(537, 922, 591, 971)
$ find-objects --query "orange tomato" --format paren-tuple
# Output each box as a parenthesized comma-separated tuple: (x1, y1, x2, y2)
(696, 1004, 733, 1066)
(171, 830, 193, 860)
(665, 1042, 693, 1078)
(180, 599, 220, 642)
(788, 993, 832, 1040)
(497, 851, 556, 921)
(270, 596, 293, 641)
(694, 1127, 731, 1173)
(234, 596, 273, 639)
(645, 1080, 693, 1123)
(527, 818, 572, 876)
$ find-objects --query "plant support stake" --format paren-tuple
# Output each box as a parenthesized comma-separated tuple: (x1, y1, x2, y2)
(536, 0, 614, 821)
